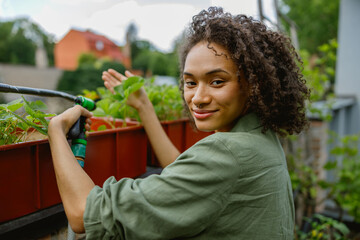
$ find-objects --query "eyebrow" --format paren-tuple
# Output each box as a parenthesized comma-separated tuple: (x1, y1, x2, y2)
(183, 68, 230, 76)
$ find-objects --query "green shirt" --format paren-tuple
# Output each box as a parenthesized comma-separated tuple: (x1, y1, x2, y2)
(84, 113, 295, 239)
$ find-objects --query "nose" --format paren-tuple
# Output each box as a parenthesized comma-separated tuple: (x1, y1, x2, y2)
(192, 83, 211, 107)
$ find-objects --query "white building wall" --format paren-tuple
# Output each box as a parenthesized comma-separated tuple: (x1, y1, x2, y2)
(335, 0, 360, 134)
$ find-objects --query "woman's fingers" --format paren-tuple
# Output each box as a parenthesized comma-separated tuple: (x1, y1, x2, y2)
(125, 70, 134, 77)
(49, 105, 93, 135)
(102, 72, 120, 86)
(78, 105, 93, 118)
(102, 69, 129, 93)
(104, 81, 115, 94)
(108, 69, 127, 81)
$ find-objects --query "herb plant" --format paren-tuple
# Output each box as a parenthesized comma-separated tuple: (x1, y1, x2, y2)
(145, 83, 183, 121)
(90, 76, 144, 128)
(0, 97, 55, 145)
(88, 75, 184, 129)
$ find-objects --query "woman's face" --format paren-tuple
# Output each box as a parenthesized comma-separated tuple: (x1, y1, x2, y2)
(183, 41, 248, 132)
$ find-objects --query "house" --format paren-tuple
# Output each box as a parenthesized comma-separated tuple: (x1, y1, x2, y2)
(54, 29, 131, 70)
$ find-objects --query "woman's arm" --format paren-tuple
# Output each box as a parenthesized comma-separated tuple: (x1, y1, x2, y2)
(102, 69, 180, 167)
(48, 105, 95, 233)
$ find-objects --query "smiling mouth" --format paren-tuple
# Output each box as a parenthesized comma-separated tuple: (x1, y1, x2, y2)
(192, 109, 218, 120)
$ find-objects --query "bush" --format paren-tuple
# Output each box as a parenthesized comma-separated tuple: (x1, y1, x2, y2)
(56, 60, 125, 95)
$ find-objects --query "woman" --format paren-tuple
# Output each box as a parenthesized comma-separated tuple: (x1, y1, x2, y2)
(48, 7, 309, 239)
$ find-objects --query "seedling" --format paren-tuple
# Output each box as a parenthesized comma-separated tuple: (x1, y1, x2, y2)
(89, 75, 184, 128)
(0, 97, 55, 145)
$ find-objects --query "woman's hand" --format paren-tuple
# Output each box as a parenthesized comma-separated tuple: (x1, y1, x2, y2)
(47, 105, 95, 234)
(103, 69, 180, 166)
(102, 69, 149, 111)
(48, 105, 92, 137)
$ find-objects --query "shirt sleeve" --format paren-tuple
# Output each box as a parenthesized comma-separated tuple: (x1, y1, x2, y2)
(83, 135, 241, 240)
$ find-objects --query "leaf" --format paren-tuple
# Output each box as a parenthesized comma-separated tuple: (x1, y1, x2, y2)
(324, 161, 337, 170)
(97, 125, 107, 131)
(114, 84, 125, 99)
(6, 99, 24, 112)
(7, 109, 48, 135)
(108, 101, 123, 117)
(92, 108, 107, 117)
(21, 97, 49, 127)
(94, 98, 111, 113)
(29, 100, 47, 111)
(330, 146, 344, 155)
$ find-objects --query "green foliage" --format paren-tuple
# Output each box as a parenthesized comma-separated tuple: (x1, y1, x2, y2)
(286, 141, 319, 217)
(146, 83, 183, 121)
(78, 53, 97, 67)
(281, 0, 340, 54)
(91, 76, 146, 125)
(57, 58, 126, 95)
(302, 39, 338, 121)
(0, 98, 55, 145)
(88, 76, 184, 126)
(126, 22, 180, 77)
(0, 18, 55, 66)
(57, 67, 103, 95)
(324, 133, 360, 223)
(296, 214, 350, 240)
(131, 39, 179, 77)
(286, 130, 360, 234)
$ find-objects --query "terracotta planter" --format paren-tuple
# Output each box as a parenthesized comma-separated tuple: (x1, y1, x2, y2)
(0, 140, 47, 223)
(184, 121, 214, 150)
(90, 116, 139, 131)
(147, 118, 214, 167)
(147, 119, 187, 167)
(0, 117, 147, 223)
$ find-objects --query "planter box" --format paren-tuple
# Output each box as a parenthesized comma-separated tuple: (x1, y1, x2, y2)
(0, 117, 147, 223)
(147, 118, 214, 167)
(184, 121, 214, 150)
(86, 122, 147, 183)
(147, 119, 187, 167)
(90, 117, 139, 131)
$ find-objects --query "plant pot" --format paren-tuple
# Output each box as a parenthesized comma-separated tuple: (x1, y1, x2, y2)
(85, 123, 147, 184)
(184, 120, 214, 150)
(146, 119, 186, 167)
(90, 117, 139, 131)
(0, 140, 46, 223)
(0, 117, 147, 223)
(147, 118, 214, 167)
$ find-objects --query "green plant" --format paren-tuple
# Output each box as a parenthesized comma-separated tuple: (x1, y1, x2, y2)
(302, 39, 338, 122)
(296, 214, 350, 240)
(0, 97, 55, 145)
(322, 133, 360, 223)
(285, 135, 319, 225)
(57, 57, 126, 95)
(145, 81, 183, 121)
(89, 76, 184, 129)
(90, 76, 145, 127)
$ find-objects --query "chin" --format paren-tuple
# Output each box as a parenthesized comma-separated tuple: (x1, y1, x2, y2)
(194, 123, 216, 132)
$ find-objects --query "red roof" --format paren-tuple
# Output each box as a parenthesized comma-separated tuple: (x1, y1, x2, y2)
(79, 29, 128, 63)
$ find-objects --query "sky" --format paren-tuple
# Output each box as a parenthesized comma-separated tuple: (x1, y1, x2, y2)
(0, 0, 277, 52)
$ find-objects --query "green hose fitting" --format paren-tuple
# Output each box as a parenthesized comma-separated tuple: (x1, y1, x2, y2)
(75, 96, 96, 111)
(71, 139, 87, 167)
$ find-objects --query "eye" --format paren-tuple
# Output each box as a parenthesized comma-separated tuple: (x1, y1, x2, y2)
(211, 79, 225, 86)
(185, 80, 197, 87)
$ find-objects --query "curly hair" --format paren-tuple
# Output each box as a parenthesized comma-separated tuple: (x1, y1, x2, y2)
(179, 7, 310, 136)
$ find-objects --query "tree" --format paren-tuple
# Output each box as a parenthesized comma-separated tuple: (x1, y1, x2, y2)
(57, 57, 125, 95)
(125, 23, 181, 78)
(0, 18, 55, 66)
(78, 53, 97, 68)
(280, 0, 340, 54)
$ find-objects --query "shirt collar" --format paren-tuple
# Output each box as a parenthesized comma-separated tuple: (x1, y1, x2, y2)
(230, 112, 262, 133)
